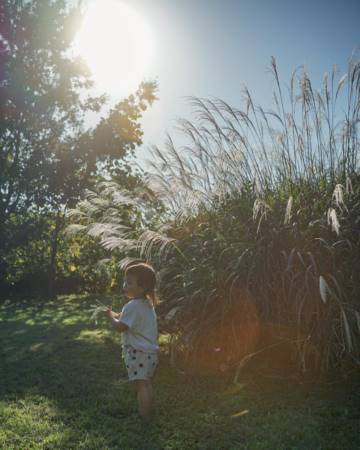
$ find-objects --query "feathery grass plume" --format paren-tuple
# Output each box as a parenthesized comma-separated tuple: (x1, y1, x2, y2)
(332, 184, 345, 210)
(117, 257, 145, 272)
(165, 306, 182, 321)
(341, 310, 354, 352)
(327, 208, 340, 235)
(64, 224, 87, 235)
(89, 300, 109, 325)
(252, 198, 271, 221)
(345, 175, 354, 195)
(252, 198, 272, 234)
(137, 228, 178, 261)
(87, 223, 129, 239)
(319, 275, 330, 303)
(284, 195, 293, 224)
(65, 178, 166, 253)
(355, 311, 360, 333)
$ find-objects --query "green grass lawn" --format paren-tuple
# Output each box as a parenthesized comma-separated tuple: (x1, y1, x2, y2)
(1, 294, 359, 450)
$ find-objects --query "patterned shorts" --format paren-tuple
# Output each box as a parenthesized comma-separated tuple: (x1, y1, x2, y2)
(122, 345, 158, 381)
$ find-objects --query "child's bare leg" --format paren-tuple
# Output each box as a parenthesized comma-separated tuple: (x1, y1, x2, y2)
(134, 380, 152, 418)
(146, 379, 153, 405)
(144, 379, 154, 416)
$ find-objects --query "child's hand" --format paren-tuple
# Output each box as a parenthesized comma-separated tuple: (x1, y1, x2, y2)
(103, 306, 120, 319)
(103, 306, 114, 318)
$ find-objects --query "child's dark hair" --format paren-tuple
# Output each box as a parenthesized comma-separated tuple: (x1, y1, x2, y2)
(125, 262, 160, 306)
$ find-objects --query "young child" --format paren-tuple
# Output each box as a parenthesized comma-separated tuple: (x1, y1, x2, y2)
(103, 262, 159, 421)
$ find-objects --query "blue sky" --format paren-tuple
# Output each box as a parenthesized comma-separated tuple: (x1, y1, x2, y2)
(80, 0, 360, 171)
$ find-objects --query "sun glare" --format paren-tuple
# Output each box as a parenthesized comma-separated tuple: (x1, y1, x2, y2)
(72, 0, 155, 95)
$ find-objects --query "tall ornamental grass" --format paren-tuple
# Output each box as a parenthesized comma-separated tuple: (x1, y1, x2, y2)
(66, 55, 360, 378)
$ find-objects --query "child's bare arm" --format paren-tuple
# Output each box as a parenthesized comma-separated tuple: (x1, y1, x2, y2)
(103, 308, 128, 332)
(111, 317, 129, 333)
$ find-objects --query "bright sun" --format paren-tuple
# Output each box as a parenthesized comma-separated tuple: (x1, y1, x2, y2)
(72, 0, 155, 95)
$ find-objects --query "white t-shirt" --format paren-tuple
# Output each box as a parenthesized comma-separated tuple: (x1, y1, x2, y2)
(119, 298, 159, 353)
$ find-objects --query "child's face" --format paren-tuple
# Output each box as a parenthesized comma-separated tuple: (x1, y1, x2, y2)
(122, 274, 145, 299)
